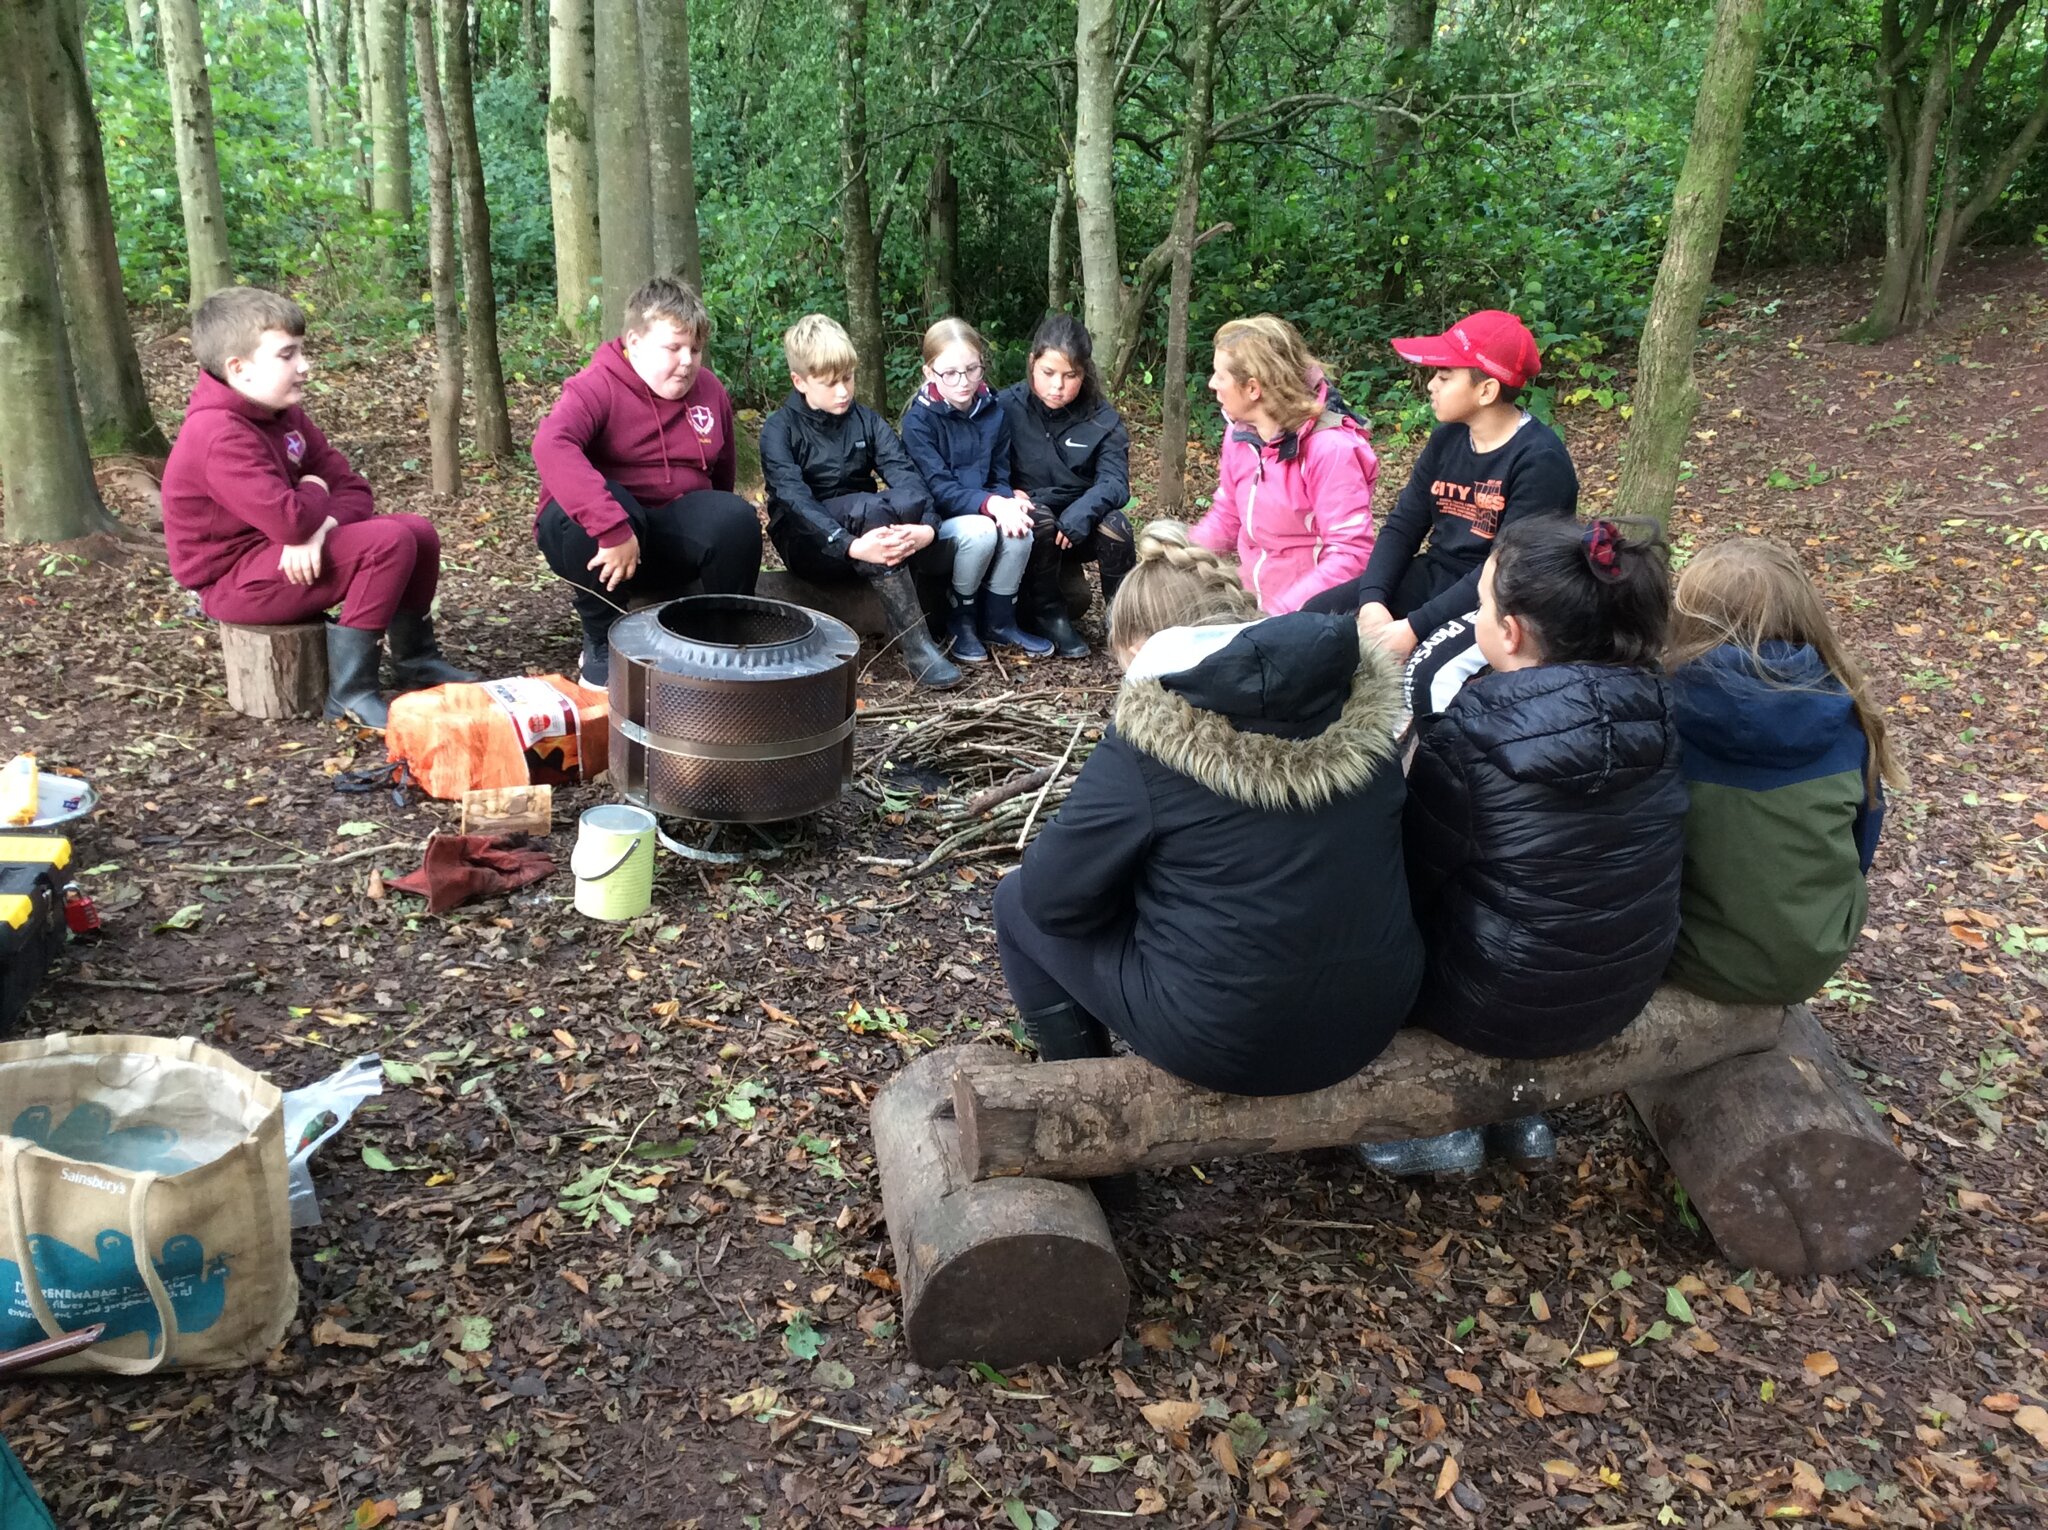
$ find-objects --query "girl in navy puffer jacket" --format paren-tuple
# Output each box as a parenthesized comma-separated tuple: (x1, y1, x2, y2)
(1365, 516, 1687, 1177)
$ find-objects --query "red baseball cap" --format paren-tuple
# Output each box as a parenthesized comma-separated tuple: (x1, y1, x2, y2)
(1390, 310, 1541, 388)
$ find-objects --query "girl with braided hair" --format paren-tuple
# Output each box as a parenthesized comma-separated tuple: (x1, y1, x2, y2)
(994, 521, 1425, 1097)
(1368, 515, 1687, 1177)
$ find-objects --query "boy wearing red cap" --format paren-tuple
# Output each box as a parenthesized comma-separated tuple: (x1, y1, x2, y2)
(1304, 310, 1577, 716)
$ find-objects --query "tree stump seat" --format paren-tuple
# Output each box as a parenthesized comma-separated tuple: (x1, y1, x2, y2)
(873, 987, 1923, 1367)
(217, 620, 328, 720)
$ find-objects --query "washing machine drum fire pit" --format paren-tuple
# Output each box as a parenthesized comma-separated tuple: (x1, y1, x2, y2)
(608, 595, 860, 824)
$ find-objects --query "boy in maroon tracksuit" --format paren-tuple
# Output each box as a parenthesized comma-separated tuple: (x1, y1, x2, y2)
(532, 276, 763, 687)
(161, 288, 474, 728)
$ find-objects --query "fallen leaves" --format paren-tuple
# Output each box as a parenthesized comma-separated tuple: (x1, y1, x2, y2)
(1804, 1351, 1840, 1379)
(1138, 1398, 1203, 1438)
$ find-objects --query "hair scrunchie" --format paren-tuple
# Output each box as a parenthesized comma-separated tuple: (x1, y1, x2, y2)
(1581, 518, 1627, 583)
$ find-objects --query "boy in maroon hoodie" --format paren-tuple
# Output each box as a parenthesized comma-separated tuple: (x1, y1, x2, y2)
(161, 287, 474, 728)
(532, 277, 763, 687)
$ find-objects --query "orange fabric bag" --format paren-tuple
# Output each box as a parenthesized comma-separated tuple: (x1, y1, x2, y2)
(385, 677, 609, 801)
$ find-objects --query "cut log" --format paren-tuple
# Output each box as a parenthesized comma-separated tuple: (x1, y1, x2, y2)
(219, 621, 328, 720)
(459, 784, 552, 837)
(872, 1047, 1127, 1367)
(955, 986, 1786, 1182)
(1628, 1004, 1921, 1276)
(755, 563, 1092, 640)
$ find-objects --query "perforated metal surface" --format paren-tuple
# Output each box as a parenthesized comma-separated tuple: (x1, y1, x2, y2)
(608, 596, 859, 824)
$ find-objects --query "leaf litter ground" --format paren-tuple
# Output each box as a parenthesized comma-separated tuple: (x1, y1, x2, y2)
(1, 251, 2045, 1528)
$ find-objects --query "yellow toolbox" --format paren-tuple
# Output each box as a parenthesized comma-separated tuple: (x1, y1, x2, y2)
(0, 835, 69, 1035)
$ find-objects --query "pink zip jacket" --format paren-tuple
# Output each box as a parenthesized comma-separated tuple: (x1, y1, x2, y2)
(1190, 383, 1378, 613)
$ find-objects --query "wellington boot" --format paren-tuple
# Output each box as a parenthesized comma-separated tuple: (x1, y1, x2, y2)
(1354, 1127, 1485, 1177)
(323, 623, 390, 729)
(980, 591, 1054, 656)
(386, 610, 479, 691)
(874, 568, 961, 690)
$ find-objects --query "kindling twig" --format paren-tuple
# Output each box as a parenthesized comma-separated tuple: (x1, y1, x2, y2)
(178, 840, 417, 875)
(1016, 718, 1086, 851)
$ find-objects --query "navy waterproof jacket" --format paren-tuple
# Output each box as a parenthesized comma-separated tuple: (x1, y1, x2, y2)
(900, 383, 1012, 519)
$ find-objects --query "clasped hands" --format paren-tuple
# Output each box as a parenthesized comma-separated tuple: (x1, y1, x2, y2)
(279, 477, 335, 586)
(848, 522, 936, 567)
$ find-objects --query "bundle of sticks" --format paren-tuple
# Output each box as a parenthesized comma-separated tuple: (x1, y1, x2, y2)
(853, 689, 1114, 876)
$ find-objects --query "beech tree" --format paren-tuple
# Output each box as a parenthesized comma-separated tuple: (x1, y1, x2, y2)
(546, 0, 601, 336)
(0, 0, 116, 544)
(1154, 0, 1220, 513)
(640, 0, 703, 290)
(1615, 0, 1769, 526)
(28, 0, 168, 458)
(834, 0, 884, 402)
(594, 0, 654, 333)
(159, 0, 233, 304)
(1073, 0, 1120, 347)
(437, 0, 514, 458)
(364, 0, 412, 220)
(413, 0, 464, 497)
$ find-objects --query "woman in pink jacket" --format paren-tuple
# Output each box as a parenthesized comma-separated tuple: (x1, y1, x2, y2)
(1191, 316, 1378, 614)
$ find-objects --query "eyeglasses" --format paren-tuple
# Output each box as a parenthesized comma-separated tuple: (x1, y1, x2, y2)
(932, 364, 984, 385)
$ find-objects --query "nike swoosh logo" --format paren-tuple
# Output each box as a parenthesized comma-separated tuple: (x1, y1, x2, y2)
(1062, 437, 1087, 449)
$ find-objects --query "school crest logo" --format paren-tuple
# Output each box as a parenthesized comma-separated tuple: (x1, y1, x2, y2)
(284, 430, 306, 464)
(686, 404, 716, 439)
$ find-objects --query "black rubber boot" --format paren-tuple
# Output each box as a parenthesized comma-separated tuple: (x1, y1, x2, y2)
(1354, 1128, 1485, 1177)
(1484, 1115, 1557, 1171)
(323, 623, 390, 729)
(1094, 509, 1136, 616)
(874, 566, 961, 690)
(385, 610, 479, 691)
(1025, 540, 1090, 659)
(980, 590, 1054, 656)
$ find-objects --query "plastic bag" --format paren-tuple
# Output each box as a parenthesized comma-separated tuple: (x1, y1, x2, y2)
(282, 1055, 383, 1228)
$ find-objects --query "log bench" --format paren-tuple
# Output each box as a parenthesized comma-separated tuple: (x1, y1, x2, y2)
(873, 987, 1922, 1367)
(218, 621, 328, 719)
(755, 563, 1093, 640)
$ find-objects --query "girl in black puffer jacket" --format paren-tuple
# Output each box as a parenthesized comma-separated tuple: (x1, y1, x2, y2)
(1364, 516, 1687, 1177)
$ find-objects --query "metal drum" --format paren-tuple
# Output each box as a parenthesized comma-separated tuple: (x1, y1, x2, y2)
(607, 595, 859, 824)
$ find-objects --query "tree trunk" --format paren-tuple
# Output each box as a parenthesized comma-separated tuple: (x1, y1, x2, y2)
(218, 621, 330, 718)
(413, 0, 463, 498)
(1611, 0, 1768, 529)
(1073, 0, 1120, 346)
(0, 4, 116, 544)
(158, 0, 233, 305)
(1153, 0, 1217, 515)
(954, 989, 1786, 1182)
(122, 0, 149, 54)
(300, 0, 330, 150)
(28, 0, 169, 458)
(364, 0, 412, 221)
(1374, 0, 1436, 165)
(924, 137, 958, 320)
(546, 0, 600, 337)
(350, 0, 374, 207)
(437, 0, 513, 459)
(834, 0, 884, 404)
(1047, 166, 1071, 313)
(638, 0, 702, 290)
(593, 0, 653, 334)
(519, 0, 537, 70)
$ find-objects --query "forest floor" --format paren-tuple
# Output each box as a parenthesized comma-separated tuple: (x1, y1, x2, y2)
(2, 250, 2045, 1530)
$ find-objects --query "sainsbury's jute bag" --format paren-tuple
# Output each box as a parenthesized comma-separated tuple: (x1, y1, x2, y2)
(0, 1033, 297, 1374)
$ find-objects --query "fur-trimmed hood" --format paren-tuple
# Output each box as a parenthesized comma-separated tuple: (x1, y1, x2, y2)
(1113, 613, 1403, 811)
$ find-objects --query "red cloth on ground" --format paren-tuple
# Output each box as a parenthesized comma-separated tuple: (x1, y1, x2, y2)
(200, 514, 440, 629)
(162, 370, 377, 592)
(390, 834, 556, 914)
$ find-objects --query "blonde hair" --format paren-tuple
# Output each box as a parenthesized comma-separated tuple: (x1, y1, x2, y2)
(1669, 538, 1904, 800)
(1108, 520, 1262, 657)
(784, 314, 858, 379)
(920, 317, 985, 367)
(192, 287, 304, 379)
(1214, 315, 1323, 432)
(622, 275, 710, 344)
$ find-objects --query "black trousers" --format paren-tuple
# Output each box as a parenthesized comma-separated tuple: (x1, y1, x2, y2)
(771, 491, 953, 586)
(537, 482, 761, 627)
